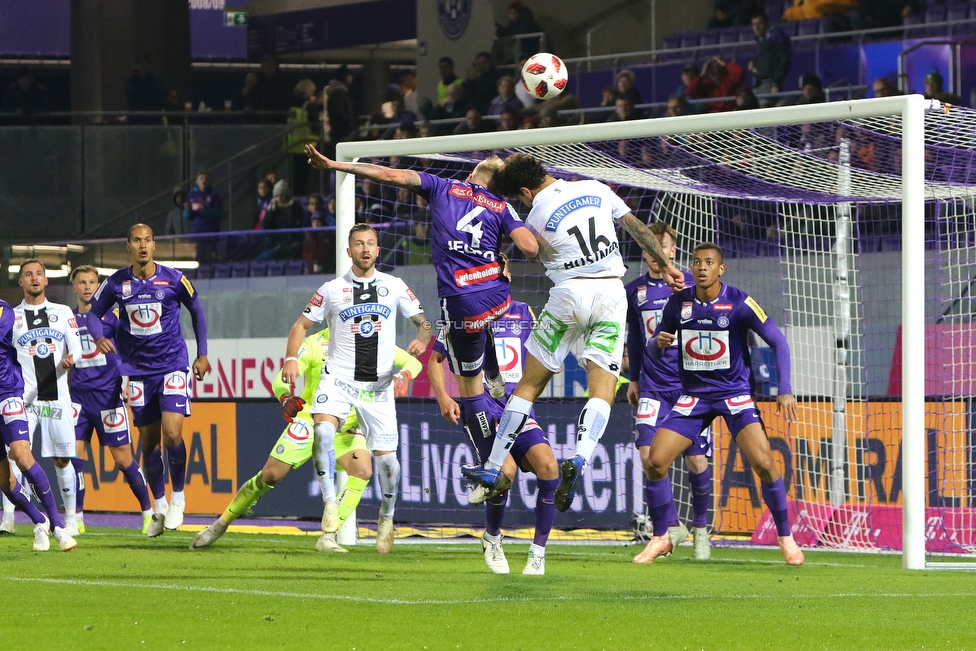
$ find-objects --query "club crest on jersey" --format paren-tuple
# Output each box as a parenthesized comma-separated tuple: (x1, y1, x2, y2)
(338, 303, 391, 322)
(353, 319, 381, 337)
(14, 314, 23, 329)
(378, 286, 389, 297)
(637, 285, 647, 304)
(718, 316, 730, 328)
(680, 302, 693, 320)
(122, 281, 132, 298)
(49, 313, 59, 323)
(155, 290, 165, 300)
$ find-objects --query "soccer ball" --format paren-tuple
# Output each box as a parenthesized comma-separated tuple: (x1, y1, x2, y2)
(520, 53, 568, 101)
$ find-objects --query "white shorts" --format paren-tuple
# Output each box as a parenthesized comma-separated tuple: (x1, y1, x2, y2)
(27, 399, 77, 458)
(311, 371, 398, 453)
(527, 277, 627, 376)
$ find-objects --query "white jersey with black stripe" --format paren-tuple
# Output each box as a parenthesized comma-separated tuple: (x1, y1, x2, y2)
(12, 300, 82, 405)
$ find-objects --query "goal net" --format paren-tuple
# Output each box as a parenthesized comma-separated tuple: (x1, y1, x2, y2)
(335, 97, 975, 569)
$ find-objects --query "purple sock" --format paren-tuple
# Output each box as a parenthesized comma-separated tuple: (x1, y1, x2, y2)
(71, 457, 86, 512)
(533, 477, 559, 547)
(143, 447, 166, 499)
(485, 491, 507, 537)
(166, 440, 187, 492)
(688, 467, 712, 528)
(644, 476, 675, 537)
(761, 477, 792, 537)
(460, 394, 497, 462)
(3, 480, 46, 524)
(121, 461, 152, 511)
(23, 463, 64, 529)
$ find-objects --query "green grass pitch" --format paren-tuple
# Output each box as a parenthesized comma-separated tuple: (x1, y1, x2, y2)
(2, 527, 975, 651)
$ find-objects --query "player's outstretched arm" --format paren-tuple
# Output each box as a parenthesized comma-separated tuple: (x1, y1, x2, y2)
(304, 144, 422, 190)
(620, 212, 685, 290)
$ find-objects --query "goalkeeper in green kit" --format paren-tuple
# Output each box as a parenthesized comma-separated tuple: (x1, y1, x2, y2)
(189, 328, 421, 552)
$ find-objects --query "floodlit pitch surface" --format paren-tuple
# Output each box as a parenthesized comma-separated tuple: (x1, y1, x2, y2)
(2, 527, 974, 650)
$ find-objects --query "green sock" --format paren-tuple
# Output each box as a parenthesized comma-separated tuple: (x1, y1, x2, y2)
(220, 473, 272, 525)
(337, 476, 369, 528)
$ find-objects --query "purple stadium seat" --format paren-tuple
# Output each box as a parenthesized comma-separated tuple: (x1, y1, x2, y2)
(680, 32, 700, 49)
(797, 19, 820, 36)
(266, 261, 286, 277)
(718, 27, 740, 43)
(285, 260, 306, 276)
(925, 7, 948, 35)
(195, 264, 214, 279)
(777, 20, 799, 36)
(738, 25, 756, 41)
(661, 34, 682, 61)
(699, 30, 720, 47)
(248, 261, 268, 277)
(947, 4, 971, 32)
(231, 262, 250, 278)
(212, 263, 233, 279)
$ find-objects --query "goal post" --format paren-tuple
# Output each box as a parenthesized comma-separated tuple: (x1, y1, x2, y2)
(330, 95, 971, 569)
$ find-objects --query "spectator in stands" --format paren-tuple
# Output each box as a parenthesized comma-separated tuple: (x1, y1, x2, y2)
(676, 65, 699, 101)
(1, 66, 51, 123)
(288, 79, 321, 196)
(400, 70, 419, 116)
(233, 72, 259, 112)
(125, 55, 162, 119)
(686, 56, 745, 112)
(850, 0, 920, 31)
(437, 57, 459, 104)
(709, 0, 759, 28)
(251, 54, 291, 117)
(325, 66, 357, 144)
(431, 82, 470, 125)
(735, 87, 761, 110)
(796, 73, 826, 104)
(664, 95, 690, 117)
(185, 171, 223, 235)
(254, 179, 273, 230)
(606, 95, 647, 122)
(454, 108, 490, 134)
(164, 190, 188, 236)
(600, 86, 618, 108)
(393, 118, 419, 140)
(258, 180, 306, 260)
(616, 69, 644, 105)
(487, 76, 524, 116)
(419, 120, 437, 137)
(463, 52, 501, 114)
(749, 13, 791, 102)
(496, 1, 544, 63)
(302, 193, 332, 273)
(380, 90, 418, 140)
(872, 77, 899, 97)
(498, 107, 521, 131)
(923, 70, 962, 106)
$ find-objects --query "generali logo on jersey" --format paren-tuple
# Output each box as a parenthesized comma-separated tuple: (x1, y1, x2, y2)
(448, 184, 506, 212)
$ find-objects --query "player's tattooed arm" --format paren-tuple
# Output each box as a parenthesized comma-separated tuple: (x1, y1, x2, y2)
(407, 313, 432, 356)
(620, 212, 685, 290)
(304, 144, 422, 190)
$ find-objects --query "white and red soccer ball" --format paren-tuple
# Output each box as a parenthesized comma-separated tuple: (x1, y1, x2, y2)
(520, 53, 568, 100)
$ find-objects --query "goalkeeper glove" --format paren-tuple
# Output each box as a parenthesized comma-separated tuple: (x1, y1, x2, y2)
(280, 394, 306, 423)
(393, 369, 413, 398)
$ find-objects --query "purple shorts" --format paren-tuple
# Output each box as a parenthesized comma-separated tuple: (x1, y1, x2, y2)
(0, 394, 30, 448)
(440, 286, 512, 377)
(658, 394, 763, 443)
(127, 369, 192, 428)
(634, 390, 711, 456)
(73, 381, 131, 447)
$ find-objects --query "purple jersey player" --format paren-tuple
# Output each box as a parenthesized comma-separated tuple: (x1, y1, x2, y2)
(428, 291, 558, 575)
(636, 242, 803, 566)
(86, 224, 210, 538)
(624, 221, 712, 560)
(0, 298, 76, 551)
(304, 145, 539, 480)
(69, 266, 153, 533)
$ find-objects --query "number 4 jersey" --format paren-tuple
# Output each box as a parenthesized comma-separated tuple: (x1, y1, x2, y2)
(523, 178, 629, 285)
(417, 172, 525, 299)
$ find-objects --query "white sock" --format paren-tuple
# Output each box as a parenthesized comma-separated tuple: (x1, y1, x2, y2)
(154, 496, 169, 513)
(375, 453, 400, 518)
(56, 464, 77, 512)
(487, 396, 533, 469)
(484, 531, 501, 544)
(1, 493, 14, 518)
(574, 398, 612, 463)
(313, 421, 338, 502)
(529, 543, 545, 557)
(170, 490, 185, 505)
(141, 509, 153, 518)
